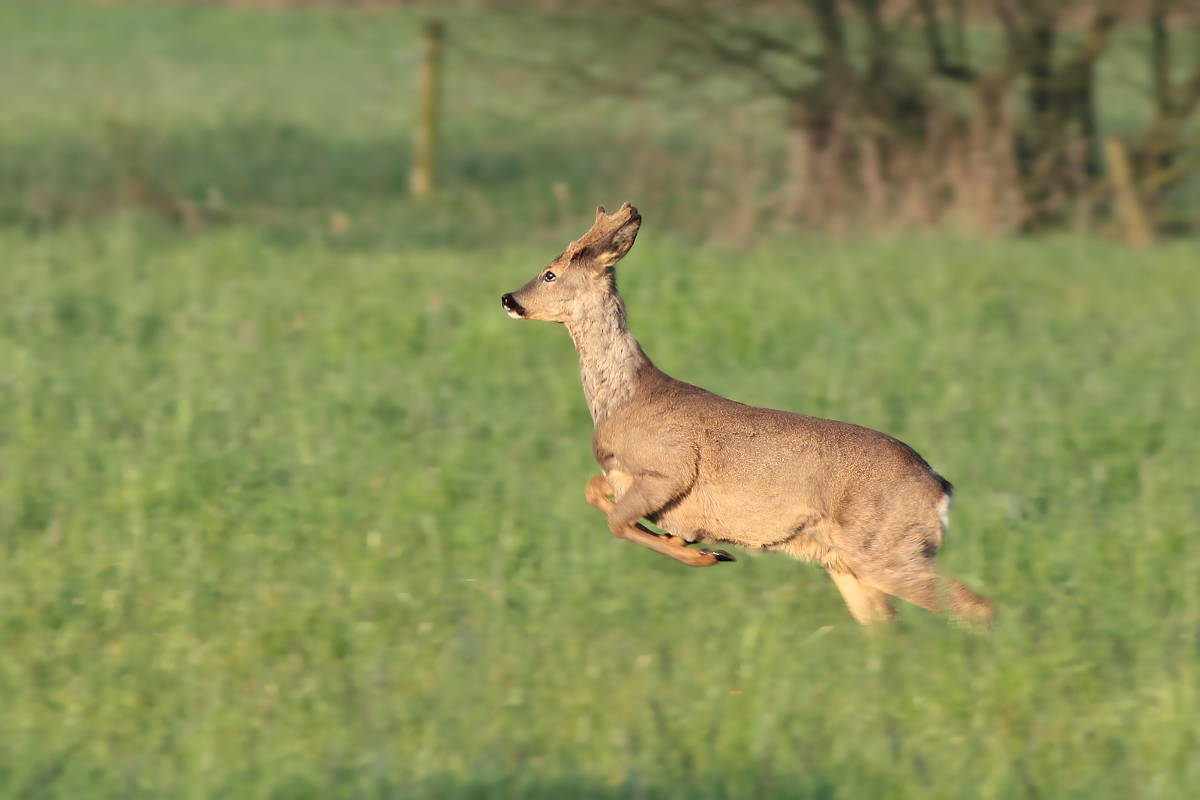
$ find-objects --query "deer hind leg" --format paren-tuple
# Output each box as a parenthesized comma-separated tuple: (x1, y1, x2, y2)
(862, 567, 994, 632)
(827, 569, 896, 625)
(584, 473, 734, 568)
(942, 576, 995, 632)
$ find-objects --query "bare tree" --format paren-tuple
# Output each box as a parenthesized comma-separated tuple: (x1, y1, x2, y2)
(496, 0, 1200, 235)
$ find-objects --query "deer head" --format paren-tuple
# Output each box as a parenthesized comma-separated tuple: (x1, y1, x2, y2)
(501, 203, 641, 324)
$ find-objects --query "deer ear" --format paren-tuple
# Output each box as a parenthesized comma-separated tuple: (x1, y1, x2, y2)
(593, 216, 641, 269)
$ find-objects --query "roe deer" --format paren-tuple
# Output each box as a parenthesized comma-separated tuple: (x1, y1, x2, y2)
(501, 203, 994, 628)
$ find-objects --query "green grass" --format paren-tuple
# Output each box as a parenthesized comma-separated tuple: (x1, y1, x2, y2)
(2, 2, 1200, 798)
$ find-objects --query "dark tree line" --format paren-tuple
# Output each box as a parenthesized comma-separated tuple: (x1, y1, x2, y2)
(498, 0, 1200, 237)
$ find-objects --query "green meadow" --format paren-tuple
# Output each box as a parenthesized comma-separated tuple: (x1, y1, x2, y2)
(2, 3, 1199, 797)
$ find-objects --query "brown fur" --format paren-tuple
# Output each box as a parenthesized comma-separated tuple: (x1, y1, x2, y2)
(501, 203, 993, 629)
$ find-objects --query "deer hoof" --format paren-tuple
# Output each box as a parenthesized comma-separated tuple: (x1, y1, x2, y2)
(700, 548, 736, 563)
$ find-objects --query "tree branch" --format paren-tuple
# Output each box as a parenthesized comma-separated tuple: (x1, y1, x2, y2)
(1062, 3, 1120, 71)
(1151, 0, 1173, 117)
(1176, 56, 1200, 120)
(849, 0, 893, 82)
(646, 5, 803, 98)
(914, 0, 977, 81)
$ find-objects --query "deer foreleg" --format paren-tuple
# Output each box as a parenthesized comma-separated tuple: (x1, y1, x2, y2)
(584, 473, 734, 567)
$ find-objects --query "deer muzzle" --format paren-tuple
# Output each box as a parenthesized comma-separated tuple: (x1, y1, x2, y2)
(501, 292, 526, 319)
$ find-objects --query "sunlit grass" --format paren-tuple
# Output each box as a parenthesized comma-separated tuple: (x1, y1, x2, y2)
(2, 221, 1199, 797)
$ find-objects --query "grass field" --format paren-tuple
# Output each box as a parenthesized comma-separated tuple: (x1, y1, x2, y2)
(2, 3, 1200, 798)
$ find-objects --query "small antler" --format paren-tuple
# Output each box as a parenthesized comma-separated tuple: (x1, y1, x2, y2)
(566, 202, 641, 263)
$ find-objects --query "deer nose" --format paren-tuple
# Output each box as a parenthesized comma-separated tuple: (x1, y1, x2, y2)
(501, 293, 524, 317)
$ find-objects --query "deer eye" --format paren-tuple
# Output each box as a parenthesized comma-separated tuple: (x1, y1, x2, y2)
(543, 271, 556, 282)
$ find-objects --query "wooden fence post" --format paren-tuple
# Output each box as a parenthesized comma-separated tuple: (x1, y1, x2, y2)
(410, 20, 444, 199)
(1104, 136, 1153, 249)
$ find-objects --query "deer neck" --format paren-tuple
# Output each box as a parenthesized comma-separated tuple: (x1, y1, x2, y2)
(565, 291, 651, 423)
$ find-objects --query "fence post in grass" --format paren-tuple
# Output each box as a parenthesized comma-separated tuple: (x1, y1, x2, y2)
(410, 20, 444, 199)
(1104, 136, 1153, 249)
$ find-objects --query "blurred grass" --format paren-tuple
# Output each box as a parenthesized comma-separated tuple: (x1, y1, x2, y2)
(4, 222, 1200, 798)
(2, 2, 1200, 798)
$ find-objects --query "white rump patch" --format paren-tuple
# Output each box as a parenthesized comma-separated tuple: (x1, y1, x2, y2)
(936, 493, 951, 533)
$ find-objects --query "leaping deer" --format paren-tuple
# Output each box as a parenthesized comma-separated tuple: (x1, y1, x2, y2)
(501, 203, 994, 628)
